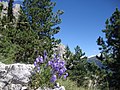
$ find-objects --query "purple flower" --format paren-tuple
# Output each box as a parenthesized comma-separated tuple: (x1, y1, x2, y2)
(48, 61, 51, 66)
(56, 60, 65, 68)
(50, 75, 57, 82)
(39, 56, 43, 63)
(63, 73, 68, 79)
(37, 66, 40, 70)
(36, 57, 39, 63)
(58, 73, 62, 77)
(44, 50, 47, 59)
(33, 52, 68, 83)
(54, 54, 57, 60)
(37, 67, 40, 72)
(53, 63, 57, 68)
(61, 61, 65, 65)
(59, 69, 64, 75)
(34, 61, 37, 66)
(62, 67, 67, 72)
(59, 63, 63, 68)
(54, 67, 59, 71)
(63, 75, 67, 79)
(66, 73, 68, 76)
(49, 60, 55, 68)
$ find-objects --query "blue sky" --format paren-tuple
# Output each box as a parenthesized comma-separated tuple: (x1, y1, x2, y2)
(14, 0, 120, 56)
(54, 0, 120, 56)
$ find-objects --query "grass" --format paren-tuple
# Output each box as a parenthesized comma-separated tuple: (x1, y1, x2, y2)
(58, 78, 87, 90)
(58, 78, 110, 90)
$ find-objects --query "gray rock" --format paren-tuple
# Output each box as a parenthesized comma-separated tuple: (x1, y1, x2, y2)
(36, 86, 65, 90)
(0, 82, 5, 89)
(0, 63, 34, 90)
(4, 84, 22, 90)
(21, 86, 28, 90)
(58, 86, 65, 90)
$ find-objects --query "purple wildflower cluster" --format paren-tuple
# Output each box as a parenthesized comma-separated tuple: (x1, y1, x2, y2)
(34, 56, 44, 66)
(34, 51, 47, 72)
(34, 55, 44, 73)
(33, 51, 68, 83)
(48, 55, 68, 82)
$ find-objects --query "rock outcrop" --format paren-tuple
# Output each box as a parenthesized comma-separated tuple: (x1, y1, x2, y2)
(53, 44, 66, 59)
(0, 62, 65, 90)
(0, 1, 20, 19)
(0, 62, 34, 90)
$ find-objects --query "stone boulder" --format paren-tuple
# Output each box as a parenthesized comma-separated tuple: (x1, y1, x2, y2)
(0, 62, 34, 90)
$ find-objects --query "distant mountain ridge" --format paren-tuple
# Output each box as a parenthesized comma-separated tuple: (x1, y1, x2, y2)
(88, 55, 104, 68)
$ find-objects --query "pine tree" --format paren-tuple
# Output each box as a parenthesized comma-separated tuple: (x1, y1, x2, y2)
(97, 8, 120, 89)
(22, 0, 63, 56)
(74, 45, 85, 60)
(0, 1, 17, 64)
(0, 0, 63, 63)
(0, 5, 39, 63)
(69, 45, 88, 87)
(64, 45, 72, 59)
(12, 7, 41, 63)
(8, 0, 14, 22)
(0, 13, 19, 63)
(63, 45, 73, 69)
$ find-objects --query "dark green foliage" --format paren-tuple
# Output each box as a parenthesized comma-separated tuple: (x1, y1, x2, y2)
(0, 6, 39, 63)
(8, 0, 14, 22)
(13, 8, 40, 63)
(13, 29, 40, 63)
(22, 0, 63, 57)
(0, 3, 3, 13)
(87, 62, 109, 89)
(0, 0, 63, 63)
(97, 8, 120, 89)
(63, 45, 73, 68)
(0, 6, 17, 63)
(0, 23, 19, 63)
(66, 45, 88, 87)
(74, 45, 85, 60)
(29, 63, 52, 89)
(63, 45, 108, 89)
(64, 45, 72, 59)
(70, 59, 88, 87)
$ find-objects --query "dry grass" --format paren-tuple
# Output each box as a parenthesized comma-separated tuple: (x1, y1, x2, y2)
(58, 78, 87, 90)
